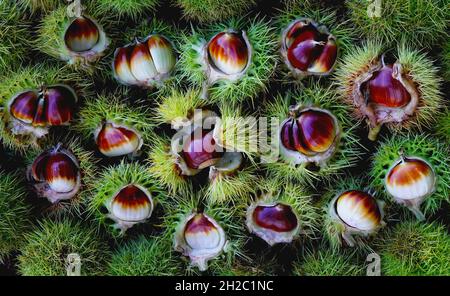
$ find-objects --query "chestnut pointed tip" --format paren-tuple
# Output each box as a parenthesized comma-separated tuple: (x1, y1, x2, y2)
(110, 184, 153, 223)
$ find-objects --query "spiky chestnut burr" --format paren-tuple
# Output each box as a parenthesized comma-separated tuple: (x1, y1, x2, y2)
(292, 244, 365, 276)
(0, 2, 31, 73)
(73, 93, 153, 159)
(0, 171, 31, 262)
(17, 218, 110, 276)
(347, 0, 448, 48)
(369, 134, 449, 220)
(24, 136, 98, 218)
(376, 221, 450, 275)
(276, 3, 355, 81)
(263, 84, 361, 187)
(443, 40, 450, 82)
(321, 176, 385, 250)
(16, 0, 62, 13)
(334, 42, 443, 141)
(89, 161, 167, 236)
(177, 17, 277, 103)
(107, 235, 183, 276)
(0, 64, 90, 152)
(435, 109, 450, 143)
(35, 2, 110, 69)
(174, 0, 257, 23)
(162, 193, 246, 274)
(94, 0, 159, 21)
(246, 180, 319, 247)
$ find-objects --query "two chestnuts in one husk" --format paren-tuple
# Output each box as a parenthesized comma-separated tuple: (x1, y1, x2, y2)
(7, 85, 77, 139)
(174, 211, 227, 271)
(281, 18, 338, 79)
(27, 144, 81, 204)
(202, 30, 252, 84)
(385, 155, 436, 220)
(279, 104, 340, 166)
(328, 190, 385, 247)
(113, 34, 177, 87)
(352, 54, 419, 141)
(246, 194, 301, 246)
(94, 121, 143, 158)
(105, 184, 154, 232)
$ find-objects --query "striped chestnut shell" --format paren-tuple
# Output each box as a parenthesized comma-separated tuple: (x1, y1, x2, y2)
(94, 121, 143, 158)
(174, 212, 227, 271)
(246, 198, 300, 246)
(385, 156, 436, 220)
(279, 105, 340, 166)
(27, 144, 81, 204)
(113, 34, 177, 87)
(8, 85, 77, 138)
(353, 54, 419, 141)
(63, 15, 109, 64)
(329, 190, 384, 247)
(203, 30, 252, 84)
(106, 184, 154, 233)
(281, 18, 338, 79)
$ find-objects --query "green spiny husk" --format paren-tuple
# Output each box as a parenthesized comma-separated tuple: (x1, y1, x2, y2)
(17, 217, 110, 276)
(0, 170, 31, 262)
(369, 133, 450, 217)
(376, 221, 450, 275)
(94, 0, 159, 21)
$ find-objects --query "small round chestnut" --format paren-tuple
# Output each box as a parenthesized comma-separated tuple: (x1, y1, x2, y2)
(281, 19, 338, 78)
(279, 105, 340, 166)
(94, 122, 143, 158)
(385, 155, 436, 220)
(174, 212, 227, 271)
(28, 144, 81, 204)
(246, 200, 300, 246)
(106, 184, 154, 232)
(329, 190, 384, 247)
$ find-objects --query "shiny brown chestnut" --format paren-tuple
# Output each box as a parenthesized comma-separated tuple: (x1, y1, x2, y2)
(94, 122, 142, 158)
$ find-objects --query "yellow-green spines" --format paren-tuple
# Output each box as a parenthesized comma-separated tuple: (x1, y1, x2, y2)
(23, 135, 99, 218)
(94, 0, 159, 21)
(107, 236, 183, 276)
(369, 133, 449, 218)
(377, 221, 450, 275)
(435, 109, 450, 143)
(178, 17, 277, 104)
(17, 218, 110, 276)
(0, 171, 31, 262)
(16, 0, 62, 13)
(0, 2, 31, 73)
(174, 0, 257, 23)
(263, 84, 362, 187)
(293, 246, 365, 276)
(347, 0, 449, 48)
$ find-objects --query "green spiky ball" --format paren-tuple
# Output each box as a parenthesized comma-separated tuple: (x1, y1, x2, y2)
(347, 0, 449, 48)
(443, 39, 450, 81)
(74, 92, 154, 152)
(174, 0, 257, 23)
(0, 171, 31, 262)
(177, 17, 277, 104)
(94, 0, 159, 21)
(275, 3, 356, 82)
(377, 221, 450, 275)
(435, 109, 450, 143)
(334, 41, 443, 137)
(0, 64, 91, 152)
(89, 161, 168, 236)
(369, 133, 449, 217)
(263, 84, 362, 187)
(320, 176, 385, 250)
(23, 135, 99, 218)
(162, 193, 247, 275)
(17, 218, 110, 276)
(16, 0, 62, 13)
(293, 246, 365, 276)
(0, 2, 31, 72)
(107, 236, 183, 275)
